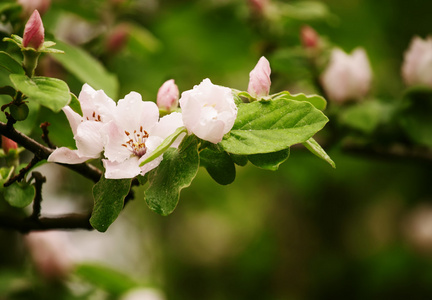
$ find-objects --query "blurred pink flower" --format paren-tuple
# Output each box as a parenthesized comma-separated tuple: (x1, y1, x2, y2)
(48, 84, 116, 164)
(248, 56, 271, 99)
(25, 231, 74, 279)
(179, 78, 237, 144)
(102, 93, 183, 179)
(248, 0, 269, 14)
(157, 79, 179, 111)
(22, 10, 44, 50)
(2, 136, 17, 154)
(402, 36, 432, 88)
(321, 48, 372, 103)
(300, 25, 320, 49)
(18, 0, 51, 17)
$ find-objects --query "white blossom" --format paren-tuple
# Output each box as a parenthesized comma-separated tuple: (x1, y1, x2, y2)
(402, 36, 432, 88)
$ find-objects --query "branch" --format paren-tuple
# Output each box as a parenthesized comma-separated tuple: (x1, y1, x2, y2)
(0, 213, 93, 233)
(0, 121, 102, 182)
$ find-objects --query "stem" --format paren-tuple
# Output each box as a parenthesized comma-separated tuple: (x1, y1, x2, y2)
(22, 49, 41, 78)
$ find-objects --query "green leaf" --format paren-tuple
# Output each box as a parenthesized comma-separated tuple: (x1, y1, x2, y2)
(75, 263, 139, 296)
(139, 126, 187, 166)
(248, 148, 290, 171)
(69, 93, 83, 116)
(52, 41, 119, 99)
(303, 138, 335, 168)
(3, 182, 35, 208)
(230, 154, 248, 166)
(200, 148, 235, 185)
(90, 177, 132, 232)
(220, 98, 328, 155)
(0, 166, 14, 191)
(145, 135, 199, 216)
(9, 103, 29, 121)
(399, 89, 432, 147)
(0, 86, 16, 98)
(272, 91, 327, 110)
(9, 74, 70, 112)
(0, 51, 24, 75)
(338, 101, 390, 134)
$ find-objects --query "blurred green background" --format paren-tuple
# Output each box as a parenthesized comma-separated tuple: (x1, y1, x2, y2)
(1, 0, 432, 299)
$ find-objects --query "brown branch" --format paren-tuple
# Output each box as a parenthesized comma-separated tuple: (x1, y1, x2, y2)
(4, 155, 41, 187)
(40, 122, 56, 149)
(0, 121, 102, 182)
(0, 213, 93, 233)
(30, 171, 46, 220)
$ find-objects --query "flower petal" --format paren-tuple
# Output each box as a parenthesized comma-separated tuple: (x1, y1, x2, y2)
(150, 112, 185, 148)
(103, 121, 132, 162)
(74, 121, 105, 158)
(48, 147, 93, 164)
(103, 156, 141, 179)
(62, 106, 82, 136)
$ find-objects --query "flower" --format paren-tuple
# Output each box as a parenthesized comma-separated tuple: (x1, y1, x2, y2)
(157, 79, 179, 111)
(402, 36, 432, 88)
(179, 78, 237, 144)
(22, 10, 45, 50)
(247, 56, 271, 99)
(120, 288, 166, 300)
(25, 231, 75, 279)
(2, 136, 17, 154)
(321, 48, 372, 103)
(48, 84, 116, 164)
(102, 92, 184, 179)
(300, 25, 320, 49)
(18, 0, 51, 17)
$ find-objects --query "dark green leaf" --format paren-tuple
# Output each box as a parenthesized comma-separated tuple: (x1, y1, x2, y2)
(90, 177, 132, 232)
(9, 74, 70, 112)
(69, 93, 82, 116)
(52, 41, 119, 99)
(220, 98, 328, 155)
(0, 86, 16, 98)
(200, 148, 235, 185)
(303, 138, 335, 168)
(9, 103, 29, 121)
(248, 148, 290, 171)
(75, 263, 139, 296)
(0, 51, 24, 75)
(0, 166, 14, 191)
(0, 94, 40, 135)
(339, 101, 391, 134)
(229, 154, 248, 166)
(3, 182, 35, 208)
(145, 135, 199, 216)
(273, 91, 327, 110)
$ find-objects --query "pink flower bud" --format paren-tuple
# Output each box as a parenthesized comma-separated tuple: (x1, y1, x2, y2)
(157, 79, 179, 111)
(300, 25, 319, 49)
(248, 0, 269, 14)
(248, 56, 271, 99)
(22, 10, 45, 50)
(321, 48, 372, 103)
(2, 136, 17, 154)
(402, 36, 432, 88)
(106, 24, 130, 54)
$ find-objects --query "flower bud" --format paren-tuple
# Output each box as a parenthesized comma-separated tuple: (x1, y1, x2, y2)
(157, 79, 179, 111)
(321, 48, 372, 103)
(106, 23, 129, 54)
(2, 136, 17, 154)
(402, 36, 432, 88)
(247, 56, 271, 99)
(300, 25, 319, 49)
(22, 10, 45, 50)
(248, 0, 269, 14)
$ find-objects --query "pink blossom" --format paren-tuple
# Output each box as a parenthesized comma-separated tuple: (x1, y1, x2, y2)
(157, 79, 179, 111)
(247, 56, 271, 99)
(2, 136, 17, 154)
(22, 10, 45, 50)
(18, 0, 51, 17)
(402, 36, 432, 88)
(102, 93, 184, 179)
(300, 25, 319, 49)
(179, 78, 237, 144)
(321, 48, 372, 103)
(48, 84, 116, 164)
(25, 231, 74, 279)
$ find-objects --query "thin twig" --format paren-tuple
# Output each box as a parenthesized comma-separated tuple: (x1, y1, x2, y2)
(40, 122, 56, 149)
(30, 171, 46, 220)
(4, 155, 41, 187)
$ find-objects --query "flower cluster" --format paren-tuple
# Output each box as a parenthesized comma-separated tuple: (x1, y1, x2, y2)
(48, 78, 239, 179)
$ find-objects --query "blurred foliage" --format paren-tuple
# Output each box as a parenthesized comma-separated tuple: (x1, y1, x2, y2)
(1, 0, 432, 299)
